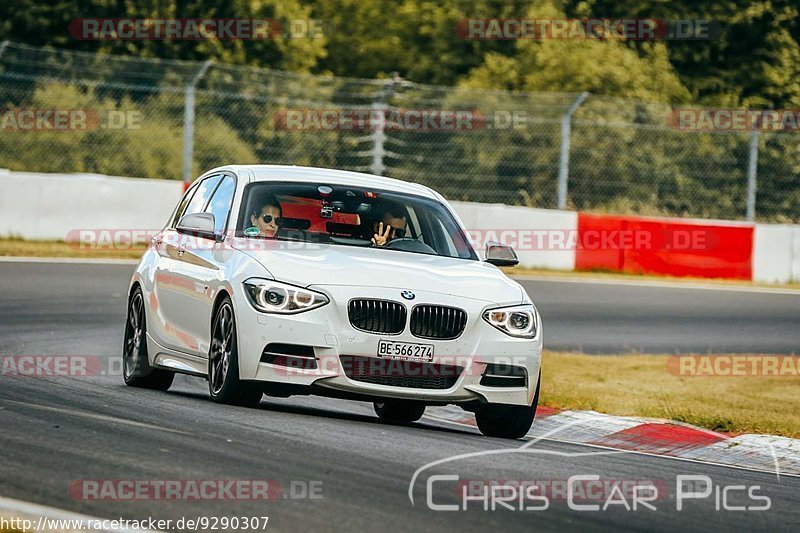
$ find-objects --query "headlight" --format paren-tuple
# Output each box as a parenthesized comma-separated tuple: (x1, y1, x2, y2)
(244, 279, 329, 314)
(483, 304, 537, 338)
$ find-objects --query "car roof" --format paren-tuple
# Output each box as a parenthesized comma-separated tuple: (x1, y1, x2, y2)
(216, 165, 439, 200)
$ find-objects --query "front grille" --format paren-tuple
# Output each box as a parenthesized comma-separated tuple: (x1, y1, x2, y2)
(340, 355, 463, 390)
(348, 299, 407, 335)
(410, 305, 467, 340)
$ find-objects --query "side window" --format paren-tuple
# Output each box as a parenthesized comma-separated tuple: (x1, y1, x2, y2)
(182, 175, 222, 219)
(175, 176, 222, 226)
(170, 186, 198, 228)
(205, 175, 236, 234)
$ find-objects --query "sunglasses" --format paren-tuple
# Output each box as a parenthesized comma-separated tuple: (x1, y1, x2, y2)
(257, 214, 282, 225)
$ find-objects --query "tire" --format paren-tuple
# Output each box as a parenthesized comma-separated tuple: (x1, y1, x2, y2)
(373, 400, 426, 424)
(475, 371, 541, 439)
(208, 297, 263, 407)
(122, 287, 174, 391)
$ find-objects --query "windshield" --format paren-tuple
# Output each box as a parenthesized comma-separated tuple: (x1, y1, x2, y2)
(236, 182, 478, 260)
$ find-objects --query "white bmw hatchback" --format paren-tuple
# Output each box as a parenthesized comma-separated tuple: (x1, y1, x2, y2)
(124, 165, 542, 438)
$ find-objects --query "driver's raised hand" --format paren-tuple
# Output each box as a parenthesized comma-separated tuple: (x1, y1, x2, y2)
(371, 222, 393, 246)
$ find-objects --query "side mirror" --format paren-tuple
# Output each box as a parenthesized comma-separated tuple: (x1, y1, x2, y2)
(485, 241, 519, 267)
(176, 212, 219, 241)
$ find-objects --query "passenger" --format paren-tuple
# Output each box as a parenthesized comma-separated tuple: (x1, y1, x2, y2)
(249, 194, 282, 238)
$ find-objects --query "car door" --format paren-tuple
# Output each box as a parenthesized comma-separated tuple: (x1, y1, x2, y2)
(146, 179, 200, 353)
(153, 174, 222, 356)
(185, 173, 237, 358)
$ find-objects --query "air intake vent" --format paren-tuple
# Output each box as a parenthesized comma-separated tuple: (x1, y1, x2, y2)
(261, 343, 317, 370)
(480, 363, 527, 387)
(410, 305, 467, 340)
(348, 299, 407, 335)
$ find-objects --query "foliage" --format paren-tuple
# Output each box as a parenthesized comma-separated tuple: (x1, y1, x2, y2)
(3, 0, 799, 107)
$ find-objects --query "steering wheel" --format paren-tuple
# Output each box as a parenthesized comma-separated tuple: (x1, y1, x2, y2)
(385, 238, 437, 254)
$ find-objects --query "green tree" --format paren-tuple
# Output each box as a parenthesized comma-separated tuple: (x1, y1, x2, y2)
(0, 0, 326, 72)
(460, 1, 690, 102)
(573, 0, 800, 107)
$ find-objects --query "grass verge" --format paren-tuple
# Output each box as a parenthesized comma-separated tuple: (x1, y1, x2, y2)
(542, 351, 800, 438)
(0, 238, 145, 259)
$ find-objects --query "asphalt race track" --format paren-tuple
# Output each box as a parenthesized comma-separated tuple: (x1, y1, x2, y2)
(521, 276, 800, 355)
(1, 261, 798, 532)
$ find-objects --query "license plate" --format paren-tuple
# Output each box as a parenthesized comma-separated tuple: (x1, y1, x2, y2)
(377, 340, 434, 362)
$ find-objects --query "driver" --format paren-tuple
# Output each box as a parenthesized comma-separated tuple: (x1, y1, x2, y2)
(249, 194, 282, 238)
(371, 203, 408, 247)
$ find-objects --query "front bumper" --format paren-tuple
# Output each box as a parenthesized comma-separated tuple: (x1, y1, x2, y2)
(235, 284, 542, 407)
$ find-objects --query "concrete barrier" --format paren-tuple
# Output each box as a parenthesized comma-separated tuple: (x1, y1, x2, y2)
(450, 201, 577, 271)
(0, 170, 182, 240)
(753, 224, 795, 284)
(794, 228, 800, 282)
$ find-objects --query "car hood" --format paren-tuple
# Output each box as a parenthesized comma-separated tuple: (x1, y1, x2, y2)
(236, 242, 524, 305)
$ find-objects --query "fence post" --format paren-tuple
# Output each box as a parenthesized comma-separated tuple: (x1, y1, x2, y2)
(370, 74, 400, 176)
(182, 60, 212, 186)
(370, 100, 387, 176)
(557, 92, 589, 209)
(746, 129, 759, 221)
